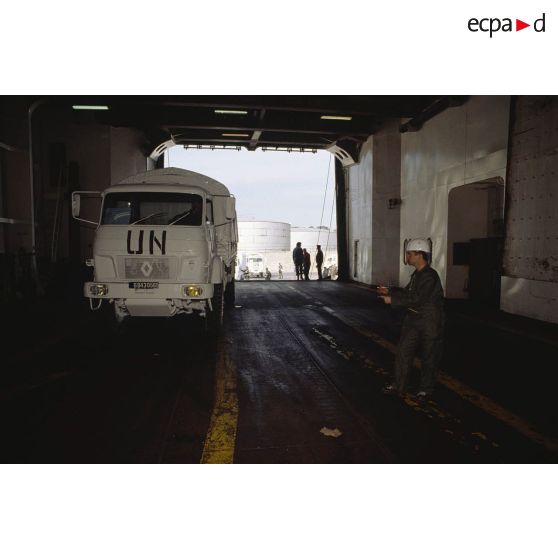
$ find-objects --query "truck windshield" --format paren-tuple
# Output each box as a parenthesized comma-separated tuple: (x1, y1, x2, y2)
(101, 192, 204, 226)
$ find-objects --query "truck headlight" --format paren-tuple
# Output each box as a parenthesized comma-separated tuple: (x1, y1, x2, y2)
(184, 285, 203, 297)
(90, 284, 109, 296)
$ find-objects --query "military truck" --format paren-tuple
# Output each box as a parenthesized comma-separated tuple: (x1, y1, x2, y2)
(71, 167, 237, 332)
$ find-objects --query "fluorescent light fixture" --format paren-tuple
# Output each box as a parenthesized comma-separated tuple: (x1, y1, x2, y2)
(320, 115, 352, 121)
(222, 133, 250, 137)
(215, 109, 248, 115)
(72, 105, 109, 110)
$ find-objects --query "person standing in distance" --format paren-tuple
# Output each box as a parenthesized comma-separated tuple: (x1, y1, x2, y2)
(292, 242, 303, 280)
(302, 248, 311, 281)
(377, 239, 444, 402)
(315, 245, 324, 280)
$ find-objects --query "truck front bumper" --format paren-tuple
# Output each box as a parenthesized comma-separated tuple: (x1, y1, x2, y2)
(84, 282, 215, 317)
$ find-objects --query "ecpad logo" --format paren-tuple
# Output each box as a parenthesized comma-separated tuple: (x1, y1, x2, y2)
(468, 13, 546, 37)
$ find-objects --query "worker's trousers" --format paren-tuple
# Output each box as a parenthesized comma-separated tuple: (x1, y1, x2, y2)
(394, 313, 444, 394)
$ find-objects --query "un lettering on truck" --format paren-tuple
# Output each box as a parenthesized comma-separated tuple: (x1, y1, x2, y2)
(71, 168, 238, 334)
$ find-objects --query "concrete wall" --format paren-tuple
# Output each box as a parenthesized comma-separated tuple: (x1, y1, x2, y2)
(501, 96, 558, 324)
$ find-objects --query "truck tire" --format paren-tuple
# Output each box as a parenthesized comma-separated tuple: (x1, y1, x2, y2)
(224, 278, 235, 306)
(206, 283, 224, 334)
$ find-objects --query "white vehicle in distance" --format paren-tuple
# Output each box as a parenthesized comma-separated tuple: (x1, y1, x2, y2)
(71, 167, 238, 333)
(246, 253, 265, 278)
(237, 251, 266, 279)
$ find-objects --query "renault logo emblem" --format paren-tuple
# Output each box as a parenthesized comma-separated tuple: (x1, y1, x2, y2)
(141, 261, 153, 277)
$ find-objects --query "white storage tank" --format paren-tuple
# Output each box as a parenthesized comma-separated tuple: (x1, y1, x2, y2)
(238, 220, 291, 251)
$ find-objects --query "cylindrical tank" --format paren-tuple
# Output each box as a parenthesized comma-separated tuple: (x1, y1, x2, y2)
(238, 220, 291, 252)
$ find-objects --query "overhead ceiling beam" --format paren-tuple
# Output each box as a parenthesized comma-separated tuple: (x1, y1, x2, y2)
(248, 108, 267, 150)
(175, 138, 328, 148)
(122, 95, 440, 117)
(165, 122, 374, 136)
(249, 130, 262, 150)
(171, 130, 341, 144)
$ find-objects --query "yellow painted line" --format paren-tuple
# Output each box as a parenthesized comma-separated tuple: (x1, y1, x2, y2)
(436, 375, 558, 454)
(200, 344, 239, 464)
(321, 307, 558, 456)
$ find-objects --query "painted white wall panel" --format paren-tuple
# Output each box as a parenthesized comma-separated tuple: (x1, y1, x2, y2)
(347, 138, 373, 282)
(399, 96, 510, 289)
(371, 121, 401, 286)
(501, 277, 558, 324)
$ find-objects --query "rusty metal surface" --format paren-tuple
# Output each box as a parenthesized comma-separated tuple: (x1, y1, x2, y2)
(504, 96, 558, 282)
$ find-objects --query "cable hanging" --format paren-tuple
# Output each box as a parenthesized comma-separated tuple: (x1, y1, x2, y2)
(311, 155, 333, 277)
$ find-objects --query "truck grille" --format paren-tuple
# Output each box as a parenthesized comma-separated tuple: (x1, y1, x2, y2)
(124, 258, 170, 279)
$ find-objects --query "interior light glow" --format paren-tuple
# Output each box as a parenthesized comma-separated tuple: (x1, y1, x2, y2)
(215, 109, 248, 115)
(320, 115, 352, 121)
(72, 105, 109, 110)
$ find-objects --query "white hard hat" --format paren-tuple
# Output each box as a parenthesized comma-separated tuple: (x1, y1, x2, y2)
(406, 238, 431, 253)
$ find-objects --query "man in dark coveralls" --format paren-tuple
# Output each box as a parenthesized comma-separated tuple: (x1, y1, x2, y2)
(377, 239, 444, 402)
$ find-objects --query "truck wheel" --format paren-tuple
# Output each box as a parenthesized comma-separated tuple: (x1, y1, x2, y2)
(224, 278, 235, 306)
(206, 283, 224, 334)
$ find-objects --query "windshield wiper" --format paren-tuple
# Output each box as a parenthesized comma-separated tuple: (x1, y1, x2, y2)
(130, 211, 167, 225)
(168, 209, 193, 225)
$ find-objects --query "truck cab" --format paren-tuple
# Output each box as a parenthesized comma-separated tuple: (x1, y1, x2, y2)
(72, 167, 237, 332)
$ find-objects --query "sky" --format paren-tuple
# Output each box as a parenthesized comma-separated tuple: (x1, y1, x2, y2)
(166, 146, 337, 229)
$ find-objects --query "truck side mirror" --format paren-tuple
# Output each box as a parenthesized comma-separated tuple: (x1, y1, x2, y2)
(72, 193, 81, 218)
(225, 197, 236, 220)
(71, 190, 101, 226)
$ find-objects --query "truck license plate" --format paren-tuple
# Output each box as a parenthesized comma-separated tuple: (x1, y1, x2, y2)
(130, 281, 159, 289)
